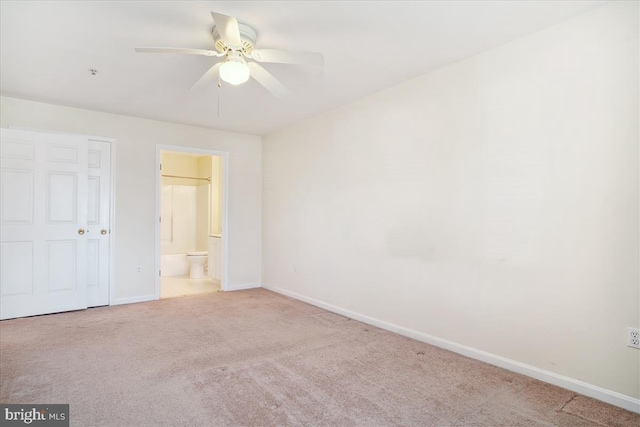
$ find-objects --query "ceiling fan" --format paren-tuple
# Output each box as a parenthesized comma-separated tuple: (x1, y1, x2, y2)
(135, 11, 324, 97)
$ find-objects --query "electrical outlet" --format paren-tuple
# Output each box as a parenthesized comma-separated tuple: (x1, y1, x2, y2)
(136, 266, 142, 274)
(628, 327, 640, 349)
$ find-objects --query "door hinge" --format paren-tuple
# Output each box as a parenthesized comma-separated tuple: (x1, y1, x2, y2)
(159, 269, 161, 277)
(159, 216, 161, 223)
(159, 163, 162, 170)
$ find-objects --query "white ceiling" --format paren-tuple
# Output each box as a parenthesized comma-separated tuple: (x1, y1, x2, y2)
(0, 1, 604, 135)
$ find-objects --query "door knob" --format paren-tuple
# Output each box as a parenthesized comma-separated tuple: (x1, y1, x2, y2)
(101, 229, 108, 235)
(78, 228, 85, 235)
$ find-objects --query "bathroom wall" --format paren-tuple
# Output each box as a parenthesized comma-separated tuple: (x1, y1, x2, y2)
(196, 155, 223, 244)
(195, 156, 210, 251)
(210, 156, 223, 235)
(161, 152, 199, 186)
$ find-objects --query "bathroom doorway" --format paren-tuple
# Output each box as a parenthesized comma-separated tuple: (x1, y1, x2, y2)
(154, 145, 228, 299)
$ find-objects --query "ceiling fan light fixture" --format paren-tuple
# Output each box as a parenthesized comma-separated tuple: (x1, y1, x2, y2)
(219, 53, 250, 85)
(135, 11, 324, 96)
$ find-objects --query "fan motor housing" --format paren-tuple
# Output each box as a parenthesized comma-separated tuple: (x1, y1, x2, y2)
(212, 23, 257, 53)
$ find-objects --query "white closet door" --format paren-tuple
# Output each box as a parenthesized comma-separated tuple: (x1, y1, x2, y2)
(86, 140, 111, 307)
(0, 128, 88, 320)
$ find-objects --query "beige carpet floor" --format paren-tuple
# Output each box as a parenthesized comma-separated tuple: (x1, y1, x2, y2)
(1, 289, 638, 427)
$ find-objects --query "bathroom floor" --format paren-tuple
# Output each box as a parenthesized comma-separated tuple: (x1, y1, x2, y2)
(160, 275, 221, 299)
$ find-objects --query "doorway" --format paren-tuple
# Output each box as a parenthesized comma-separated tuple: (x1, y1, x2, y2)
(154, 145, 228, 299)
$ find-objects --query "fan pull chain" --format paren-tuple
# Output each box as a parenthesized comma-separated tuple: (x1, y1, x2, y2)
(216, 78, 222, 118)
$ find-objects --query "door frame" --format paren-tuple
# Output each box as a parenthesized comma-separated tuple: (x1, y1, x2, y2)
(6, 126, 116, 306)
(154, 144, 229, 297)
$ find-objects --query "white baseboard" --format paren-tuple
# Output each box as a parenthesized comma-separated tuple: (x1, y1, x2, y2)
(262, 283, 640, 414)
(226, 282, 261, 291)
(110, 295, 156, 306)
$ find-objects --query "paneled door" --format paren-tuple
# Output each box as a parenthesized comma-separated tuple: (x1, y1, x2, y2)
(0, 128, 88, 320)
(86, 140, 111, 307)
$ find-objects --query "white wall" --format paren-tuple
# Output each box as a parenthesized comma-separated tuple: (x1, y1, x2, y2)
(0, 96, 262, 300)
(262, 1, 639, 402)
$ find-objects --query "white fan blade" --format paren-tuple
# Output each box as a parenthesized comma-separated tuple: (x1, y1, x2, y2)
(211, 12, 242, 48)
(248, 62, 289, 98)
(191, 63, 222, 91)
(251, 49, 324, 66)
(135, 47, 222, 57)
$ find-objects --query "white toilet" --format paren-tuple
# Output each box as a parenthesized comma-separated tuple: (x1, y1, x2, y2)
(186, 251, 208, 279)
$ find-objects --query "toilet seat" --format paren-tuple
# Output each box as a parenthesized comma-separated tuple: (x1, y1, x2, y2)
(186, 251, 207, 257)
